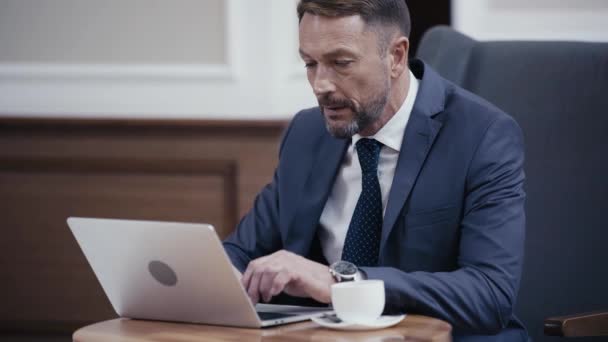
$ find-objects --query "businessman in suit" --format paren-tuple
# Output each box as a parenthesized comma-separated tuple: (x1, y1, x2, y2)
(223, 0, 527, 340)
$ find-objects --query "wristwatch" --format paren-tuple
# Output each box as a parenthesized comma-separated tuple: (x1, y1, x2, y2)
(329, 261, 357, 282)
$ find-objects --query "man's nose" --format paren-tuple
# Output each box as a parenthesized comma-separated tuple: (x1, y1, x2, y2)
(311, 65, 336, 97)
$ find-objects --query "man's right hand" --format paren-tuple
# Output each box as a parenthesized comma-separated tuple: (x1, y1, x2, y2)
(241, 250, 335, 304)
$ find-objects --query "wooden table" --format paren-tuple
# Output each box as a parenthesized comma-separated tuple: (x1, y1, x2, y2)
(73, 315, 452, 341)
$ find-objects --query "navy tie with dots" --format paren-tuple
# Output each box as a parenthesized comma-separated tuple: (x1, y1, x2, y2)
(341, 138, 383, 267)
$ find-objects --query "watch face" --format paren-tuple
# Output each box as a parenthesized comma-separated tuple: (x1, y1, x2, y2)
(334, 261, 357, 276)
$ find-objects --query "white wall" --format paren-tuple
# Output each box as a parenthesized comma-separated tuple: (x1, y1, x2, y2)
(0, 0, 315, 119)
(0, 0, 226, 64)
(452, 0, 608, 41)
(6, 0, 606, 119)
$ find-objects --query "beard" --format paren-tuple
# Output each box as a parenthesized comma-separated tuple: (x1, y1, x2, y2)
(318, 79, 390, 139)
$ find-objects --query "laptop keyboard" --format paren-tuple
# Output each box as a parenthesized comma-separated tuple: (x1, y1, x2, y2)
(257, 311, 297, 321)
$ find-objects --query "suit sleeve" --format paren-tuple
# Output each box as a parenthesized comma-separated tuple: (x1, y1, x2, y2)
(222, 114, 299, 273)
(361, 115, 526, 334)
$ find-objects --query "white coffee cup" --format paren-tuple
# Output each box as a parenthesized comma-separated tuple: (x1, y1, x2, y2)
(331, 279, 385, 324)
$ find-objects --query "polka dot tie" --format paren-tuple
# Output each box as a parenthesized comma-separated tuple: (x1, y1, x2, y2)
(341, 138, 383, 267)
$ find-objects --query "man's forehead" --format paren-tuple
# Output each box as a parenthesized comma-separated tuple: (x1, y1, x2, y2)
(299, 13, 372, 54)
(299, 46, 357, 59)
(299, 13, 366, 39)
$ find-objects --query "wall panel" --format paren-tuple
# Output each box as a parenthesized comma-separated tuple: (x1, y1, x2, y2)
(0, 117, 285, 334)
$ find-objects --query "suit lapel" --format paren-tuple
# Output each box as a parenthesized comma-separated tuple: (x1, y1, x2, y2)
(284, 134, 349, 255)
(380, 113, 442, 251)
(380, 60, 447, 253)
(284, 61, 449, 258)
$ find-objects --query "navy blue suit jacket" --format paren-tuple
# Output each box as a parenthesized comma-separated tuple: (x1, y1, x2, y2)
(224, 60, 527, 340)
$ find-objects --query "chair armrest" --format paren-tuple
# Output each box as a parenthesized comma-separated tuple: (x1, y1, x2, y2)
(544, 311, 608, 337)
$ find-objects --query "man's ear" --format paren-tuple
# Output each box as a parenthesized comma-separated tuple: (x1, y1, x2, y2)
(389, 36, 409, 79)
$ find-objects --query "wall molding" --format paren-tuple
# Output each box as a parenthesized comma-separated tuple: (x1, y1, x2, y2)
(0, 116, 287, 134)
(0, 0, 317, 119)
(0, 63, 235, 81)
(453, 0, 608, 42)
(0, 0, 239, 83)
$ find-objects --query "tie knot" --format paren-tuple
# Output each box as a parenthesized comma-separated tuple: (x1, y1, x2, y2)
(356, 138, 383, 174)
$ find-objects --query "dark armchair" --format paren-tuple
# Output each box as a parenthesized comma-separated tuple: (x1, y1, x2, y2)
(416, 26, 608, 341)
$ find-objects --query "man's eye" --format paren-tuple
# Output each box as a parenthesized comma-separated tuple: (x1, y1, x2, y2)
(335, 60, 352, 67)
(304, 62, 317, 69)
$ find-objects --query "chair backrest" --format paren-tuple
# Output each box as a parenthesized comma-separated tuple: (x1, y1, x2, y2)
(417, 26, 608, 342)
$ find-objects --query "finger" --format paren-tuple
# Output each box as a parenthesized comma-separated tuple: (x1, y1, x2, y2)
(241, 253, 276, 289)
(259, 269, 279, 303)
(269, 271, 291, 298)
(242, 259, 262, 290)
(242, 264, 253, 290)
(246, 269, 263, 304)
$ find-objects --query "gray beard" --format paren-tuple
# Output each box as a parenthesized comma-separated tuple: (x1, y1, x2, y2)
(326, 119, 360, 139)
(324, 90, 389, 139)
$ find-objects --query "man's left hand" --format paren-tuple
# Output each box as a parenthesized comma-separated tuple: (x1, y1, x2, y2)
(241, 250, 336, 304)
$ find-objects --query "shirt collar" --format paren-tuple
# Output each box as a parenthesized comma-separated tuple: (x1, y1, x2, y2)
(352, 70, 419, 152)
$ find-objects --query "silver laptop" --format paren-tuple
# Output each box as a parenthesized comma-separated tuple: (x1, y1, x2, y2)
(67, 217, 332, 328)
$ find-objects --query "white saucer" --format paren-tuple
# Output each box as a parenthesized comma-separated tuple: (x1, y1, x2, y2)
(311, 314, 406, 331)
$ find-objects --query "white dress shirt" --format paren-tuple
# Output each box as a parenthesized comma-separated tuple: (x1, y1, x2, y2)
(319, 71, 420, 266)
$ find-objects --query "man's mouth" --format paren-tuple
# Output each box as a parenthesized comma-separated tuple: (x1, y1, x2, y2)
(323, 105, 349, 115)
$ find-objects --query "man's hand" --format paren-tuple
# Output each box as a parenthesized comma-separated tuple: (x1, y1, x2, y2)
(241, 250, 336, 304)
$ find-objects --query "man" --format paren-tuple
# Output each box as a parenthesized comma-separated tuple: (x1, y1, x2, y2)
(223, 0, 527, 340)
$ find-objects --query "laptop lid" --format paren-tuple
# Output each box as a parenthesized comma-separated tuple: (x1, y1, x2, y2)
(67, 217, 331, 328)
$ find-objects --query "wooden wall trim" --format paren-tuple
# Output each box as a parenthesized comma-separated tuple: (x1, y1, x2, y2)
(1, 156, 239, 231)
(0, 117, 289, 136)
(2, 156, 235, 175)
(0, 117, 283, 335)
